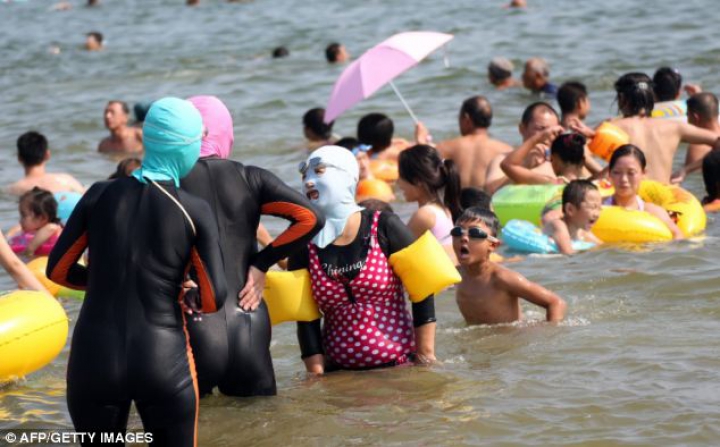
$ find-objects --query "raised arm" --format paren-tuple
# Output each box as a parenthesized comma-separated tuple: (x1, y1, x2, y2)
(500, 126, 563, 185)
(498, 267, 566, 322)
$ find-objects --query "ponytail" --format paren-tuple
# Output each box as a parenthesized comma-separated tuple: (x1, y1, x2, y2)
(442, 159, 462, 221)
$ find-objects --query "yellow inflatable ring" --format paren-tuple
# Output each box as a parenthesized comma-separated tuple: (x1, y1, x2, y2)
(0, 290, 68, 383)
(388, 231, 461, 302)
(591, 181, 706, 242)
(263, 270, 321, 326)
(26, 257, 85, 300)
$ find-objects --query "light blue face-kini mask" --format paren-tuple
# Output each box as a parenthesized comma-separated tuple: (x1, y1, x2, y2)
(300, 146, 362, 248)
(132, 97, 203, 187)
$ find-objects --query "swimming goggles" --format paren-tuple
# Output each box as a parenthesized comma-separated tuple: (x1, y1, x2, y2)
(351, 144, 372, 156)
(298, 157, 348, 176)
(450, 226, 498, 242)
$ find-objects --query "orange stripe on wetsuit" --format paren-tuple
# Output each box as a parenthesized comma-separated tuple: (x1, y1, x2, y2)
(261, 202, 318, 247)
(48, 232, 88, 289)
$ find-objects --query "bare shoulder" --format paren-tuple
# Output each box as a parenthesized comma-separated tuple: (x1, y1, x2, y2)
(98, 137, 112, 152)
(488, 138, 514, 153)
(491, 263, 523, 288)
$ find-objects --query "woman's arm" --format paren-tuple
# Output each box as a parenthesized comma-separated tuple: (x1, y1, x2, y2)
(500, 126, 564, 185)
(406, 206, 436, 239)
(297, 319, 324, 374)
(645, 203, 684, 240)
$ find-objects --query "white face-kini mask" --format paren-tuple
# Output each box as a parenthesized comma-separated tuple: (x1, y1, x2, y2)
(301, 146, 362, 248)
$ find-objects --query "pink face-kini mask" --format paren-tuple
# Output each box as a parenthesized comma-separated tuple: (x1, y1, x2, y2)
(188, 95, 234, 159)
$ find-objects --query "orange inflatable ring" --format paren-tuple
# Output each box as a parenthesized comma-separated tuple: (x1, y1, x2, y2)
(369, 159, 398, 182)
(356, 178, 395, 202)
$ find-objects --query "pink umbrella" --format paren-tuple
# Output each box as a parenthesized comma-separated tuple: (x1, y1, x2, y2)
(324, 31, 454, 124)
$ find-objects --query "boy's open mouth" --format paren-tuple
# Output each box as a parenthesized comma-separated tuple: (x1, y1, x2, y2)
(459, 246, 470, 256)
(306, 190, 319, 200)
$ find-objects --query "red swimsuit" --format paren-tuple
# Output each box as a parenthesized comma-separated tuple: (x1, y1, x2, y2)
(308, 212, 415, 369)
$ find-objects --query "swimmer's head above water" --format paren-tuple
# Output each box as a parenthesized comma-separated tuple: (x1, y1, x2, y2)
(615, 72, 655, 118)
(188, 95, 234, 160)
(300, 145, 361, 248)
(133, 97, 203, 187)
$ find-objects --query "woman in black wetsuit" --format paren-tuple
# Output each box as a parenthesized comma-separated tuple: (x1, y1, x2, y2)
(47, 98, 226, 447)
(181, 96, 323, 396)
(288, 146, 436, 374)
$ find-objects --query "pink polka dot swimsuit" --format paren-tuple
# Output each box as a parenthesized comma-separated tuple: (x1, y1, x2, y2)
(308, 211, 415, 369)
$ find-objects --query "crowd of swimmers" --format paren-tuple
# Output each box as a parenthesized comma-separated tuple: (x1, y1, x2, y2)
(3, 6, 720, 443)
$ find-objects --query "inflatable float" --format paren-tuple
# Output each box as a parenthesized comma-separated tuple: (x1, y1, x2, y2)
(26, 256, 85, 300)
(369, 159, 398, 182)
(588, 121, 630, 161)
(263, 269, 320, 326)
(0, 290, 68, 383)
(54, 191, 82, 225)
(492, 184, 565, 226)
(356, 178, 395, 203)
(501, 219, 595, 254)
(591, 181, 706, 243)
(651, 100, 687, 121)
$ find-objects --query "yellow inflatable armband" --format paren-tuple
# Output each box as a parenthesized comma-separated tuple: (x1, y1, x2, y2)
(588, 122, 629, 161)
(0, 290, 68, 383)
(26, 257, 85, 300)
(263, 270, 321, 326)
(388, 231, 461, 303)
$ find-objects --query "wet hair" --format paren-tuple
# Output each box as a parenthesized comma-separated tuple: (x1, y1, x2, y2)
(653, 67, 682, 102)
(550, 132, 586, 167)
(87, 31, 103, 44)
(460, 187, 491, 211)
(608, 144, 647, 171)
(272, 46, 289, 58)
(557, 81, 588, 115)
(455, 207, 499, 237)
(109, 157, 142, 179)
(357, 113, 393, 150)
(460, 96, 492, 128)
(398, 144, 462, 221)
(325, 43, 342, 63)
(687, 92, 719, 122)
(562, 179, 598, 214)
(303, 108, 333, 140)
(520, 102, 559, 126)
(525, 58, 550, 77)
(702, 150, 720, 202)
(614, 73, 655, 117)
(335, 137, 359, 150)
(133, 101, 152, 123)
(487, 57, 513, 83)
(17, 131, 49, 167)
(108, 100, 130, 115)
(358, 199, 394, 213)
(19, 187, 60, 224)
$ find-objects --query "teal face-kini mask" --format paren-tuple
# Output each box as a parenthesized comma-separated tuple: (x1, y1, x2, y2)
(132, 97, 203, 187)
(301, 146, 362, 249)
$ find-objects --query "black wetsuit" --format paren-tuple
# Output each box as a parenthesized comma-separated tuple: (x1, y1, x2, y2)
(288, 209, 436, 364)
(180, 157, 323, 397)
(47, 177, 226, 447)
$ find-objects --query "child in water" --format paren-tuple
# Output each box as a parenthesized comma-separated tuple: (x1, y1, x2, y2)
(606, 145, 683, 239)
(7, 187, 63, 258)
(398, 144, 462, 264)
(453, 207, 566, 325)
(542, 179, 603, 254)
(701, 150, 720, 212)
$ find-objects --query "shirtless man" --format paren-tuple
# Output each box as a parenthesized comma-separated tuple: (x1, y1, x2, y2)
(436, 96, 512, 190)
(587, 73, 720, 183)
(7, 131, 85, 196)
(485, 102, 559, 194)
(98, 101, 143, 154)
(683, 92, 720, 173)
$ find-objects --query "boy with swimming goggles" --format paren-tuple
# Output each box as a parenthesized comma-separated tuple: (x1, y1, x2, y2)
(542, 179, 603, 255)
(452, 207, 566, 325)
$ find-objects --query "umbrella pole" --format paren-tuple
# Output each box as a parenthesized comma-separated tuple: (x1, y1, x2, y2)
(389, 81, 419, 124)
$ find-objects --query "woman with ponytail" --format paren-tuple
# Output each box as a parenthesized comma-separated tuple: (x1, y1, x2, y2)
(398, 144, 462, 265)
